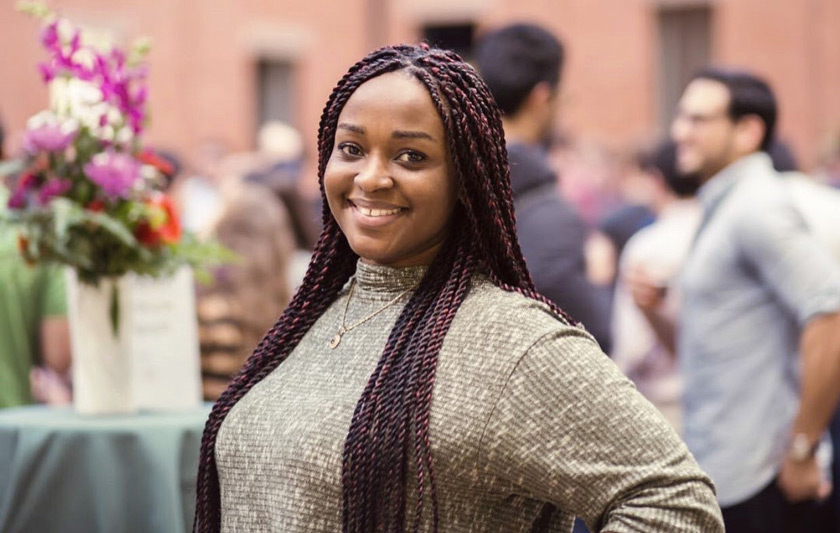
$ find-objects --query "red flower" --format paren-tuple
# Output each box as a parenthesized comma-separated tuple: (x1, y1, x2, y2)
(86, 199, 106, 212)
(154, 194, 182, 244)
(134, 220, 160, 247)
(18, 173, 39, 190)
(134, 193, 182, 247)
(138, 149, 174, 178)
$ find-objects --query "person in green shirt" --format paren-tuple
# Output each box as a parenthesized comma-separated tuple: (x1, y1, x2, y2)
(0, 169, 71, 408)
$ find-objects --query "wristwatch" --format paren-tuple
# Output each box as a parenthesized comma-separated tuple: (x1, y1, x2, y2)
(788, 433, 818, 462)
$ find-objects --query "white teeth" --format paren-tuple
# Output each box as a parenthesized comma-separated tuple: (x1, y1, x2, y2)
(357, 206, 401, 217)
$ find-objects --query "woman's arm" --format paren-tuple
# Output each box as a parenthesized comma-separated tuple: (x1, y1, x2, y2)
(479, 326, 723, 532)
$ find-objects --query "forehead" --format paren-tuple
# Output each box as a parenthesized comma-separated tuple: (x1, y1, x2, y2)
(337, 71, 444, 134)
(680, 78, 730, 113)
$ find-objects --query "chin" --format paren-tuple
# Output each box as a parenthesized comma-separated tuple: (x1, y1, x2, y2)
(346, 238, 393, 266)
(676, 157, 700, 176)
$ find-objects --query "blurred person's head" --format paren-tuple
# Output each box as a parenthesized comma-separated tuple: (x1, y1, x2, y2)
(641, 141, 701, 199)
(475, 23, 564, 145)
(246, 121, 316, 249)
(671, 67, 777, 182)
(618, 140, 699, 216)
(258, 121, 304, 165)
(192, 138, 231, 183)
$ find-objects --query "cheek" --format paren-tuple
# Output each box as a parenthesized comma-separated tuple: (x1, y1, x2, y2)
(323, 163, 346, 216)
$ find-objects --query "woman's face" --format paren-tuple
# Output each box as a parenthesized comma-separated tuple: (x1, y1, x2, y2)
(324, 71, 457, 268)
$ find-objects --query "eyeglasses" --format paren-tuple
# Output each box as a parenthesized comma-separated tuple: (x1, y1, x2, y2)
(673, 109, 733, 127)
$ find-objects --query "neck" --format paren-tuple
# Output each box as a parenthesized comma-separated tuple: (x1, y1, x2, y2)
(651, 190, 678, 215)
(700, 149, 760, 185)
(502, 115, 542, 146)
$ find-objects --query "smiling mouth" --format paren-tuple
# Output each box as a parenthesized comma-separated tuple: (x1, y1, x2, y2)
(348, 200, 406, 218)
(356, 205, 401, 217)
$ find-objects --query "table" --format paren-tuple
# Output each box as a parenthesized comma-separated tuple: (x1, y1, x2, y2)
(0, 404, 211, 533)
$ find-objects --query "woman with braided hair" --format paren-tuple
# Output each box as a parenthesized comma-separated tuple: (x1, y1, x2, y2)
(194, 44, 723, 532)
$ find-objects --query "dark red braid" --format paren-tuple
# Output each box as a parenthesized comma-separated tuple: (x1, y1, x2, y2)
(193, 44, 577, 533)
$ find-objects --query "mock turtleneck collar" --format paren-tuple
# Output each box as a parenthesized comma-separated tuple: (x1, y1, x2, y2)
(352, 259, 427, 297)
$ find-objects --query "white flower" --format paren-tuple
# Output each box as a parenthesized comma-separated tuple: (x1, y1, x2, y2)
(26, 110, 60, 129)
(141, 164, 159, 181)
(114, 126, 133, 145)
(49, 78, 104, 130)
(56, 19, 75, 44)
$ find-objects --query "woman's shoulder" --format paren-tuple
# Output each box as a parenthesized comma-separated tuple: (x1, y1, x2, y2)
(450, 274, 596, 352)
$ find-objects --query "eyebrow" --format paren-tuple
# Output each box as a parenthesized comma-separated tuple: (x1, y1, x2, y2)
(337, 122, 435, 142)
(337, 123, 365, 134)
(392, 130, 435, 141)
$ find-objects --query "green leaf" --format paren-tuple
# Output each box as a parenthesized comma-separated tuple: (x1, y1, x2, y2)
(51, 198, 79, 241)
(109, 284, 120, 335)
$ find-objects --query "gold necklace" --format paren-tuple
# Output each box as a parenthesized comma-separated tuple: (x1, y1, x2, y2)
(329, 277, 416, 349)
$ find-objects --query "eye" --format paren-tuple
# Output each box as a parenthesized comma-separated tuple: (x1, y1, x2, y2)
(338, 143, 363, 157)
(396, 150, 426, 164)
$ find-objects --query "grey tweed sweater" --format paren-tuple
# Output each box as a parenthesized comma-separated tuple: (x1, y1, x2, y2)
(216, 261, 723, 532)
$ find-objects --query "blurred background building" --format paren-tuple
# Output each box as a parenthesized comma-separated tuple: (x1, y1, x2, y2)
(1, 0, 838, 193)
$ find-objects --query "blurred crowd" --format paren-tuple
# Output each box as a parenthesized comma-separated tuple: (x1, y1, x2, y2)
(3, 17, 840, 533)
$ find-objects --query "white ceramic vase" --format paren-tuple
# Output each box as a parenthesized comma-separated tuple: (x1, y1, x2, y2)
(65, 270, 134, 414)
(65, 267, 203, 415)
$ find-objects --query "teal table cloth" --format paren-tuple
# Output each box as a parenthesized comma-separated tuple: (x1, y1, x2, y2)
(0, 404, 211, 533)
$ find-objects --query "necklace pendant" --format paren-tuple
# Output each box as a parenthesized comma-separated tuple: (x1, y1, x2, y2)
(329, 332, 342, 349)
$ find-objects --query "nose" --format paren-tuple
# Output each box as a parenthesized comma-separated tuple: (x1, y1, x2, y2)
(354, 154, 393, 192)
(671, 111, 690, 144)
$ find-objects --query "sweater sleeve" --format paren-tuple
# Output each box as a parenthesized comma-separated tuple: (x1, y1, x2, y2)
(479, 326, 723, 532)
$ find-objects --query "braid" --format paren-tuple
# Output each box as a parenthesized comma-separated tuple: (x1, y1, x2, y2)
(194, 218, 357, 532)
(194, 44, 577, 533)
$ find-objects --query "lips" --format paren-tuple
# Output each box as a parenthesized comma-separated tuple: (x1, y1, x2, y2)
(347, 198, 406, 227)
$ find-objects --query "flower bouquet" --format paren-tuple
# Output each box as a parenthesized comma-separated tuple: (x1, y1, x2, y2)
(1, 2, 229, 413)
(3, 2, 224, 287)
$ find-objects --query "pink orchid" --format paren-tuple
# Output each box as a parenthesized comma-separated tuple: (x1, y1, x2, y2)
(39, 21, 59, 50)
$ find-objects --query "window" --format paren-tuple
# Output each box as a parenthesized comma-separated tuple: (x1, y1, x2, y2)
(657, 5, 712, 131)
(256, 59, 295, 132)
(422, 23, 476, 60)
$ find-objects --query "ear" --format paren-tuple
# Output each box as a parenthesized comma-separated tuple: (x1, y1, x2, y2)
(524, 81, 554, 112)
(734, 114, 766, 154)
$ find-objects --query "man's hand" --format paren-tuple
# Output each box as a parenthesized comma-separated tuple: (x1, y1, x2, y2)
(777, 454, 832, 502)
(623, 265, 677, 355)
(624, 265, 667, 312)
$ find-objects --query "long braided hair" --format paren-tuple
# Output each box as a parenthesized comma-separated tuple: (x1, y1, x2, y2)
(194, 44, 575, 533)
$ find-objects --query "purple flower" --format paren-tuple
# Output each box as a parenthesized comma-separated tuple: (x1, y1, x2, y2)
(37, 178, 73, 205)
(69, 31, 81, 56)
(40, 21, 59, 51)
(22, 123, 77, 154)
(32, 17, 150, 139)
(84, 152, 141, 198)
(7, 189, 27, 209)
(38, 62, 55, 83)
